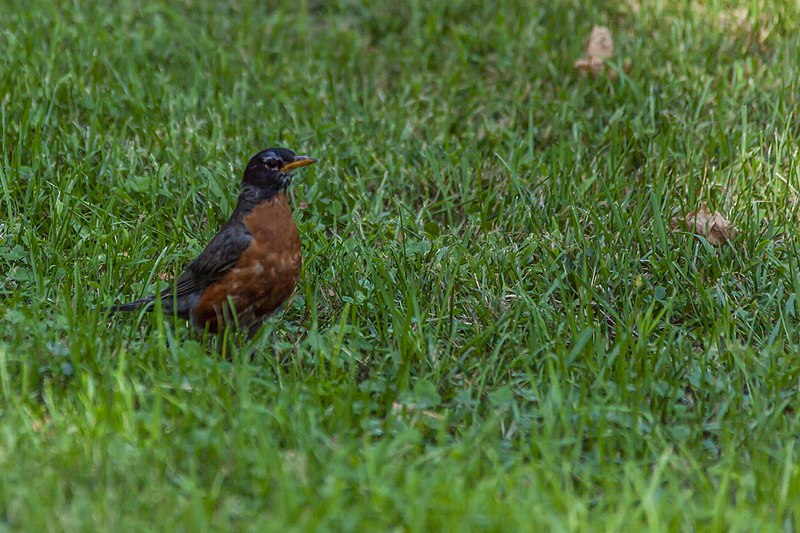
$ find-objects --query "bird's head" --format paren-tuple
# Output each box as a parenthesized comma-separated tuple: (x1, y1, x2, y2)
(243, 147, 316, 193)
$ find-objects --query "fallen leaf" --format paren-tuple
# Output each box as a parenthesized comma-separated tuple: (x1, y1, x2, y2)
(670, 205, 737, 246)
(719, 7, 749, 30)
(391, 401, 444, 421)
(573, 56, 606, 76)
(585, 26, 613, 60)
(711, 6, 770, 47)
(574, 26, 614, 77)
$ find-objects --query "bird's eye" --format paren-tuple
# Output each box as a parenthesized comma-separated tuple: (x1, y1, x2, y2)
(265, 158, 280, 169)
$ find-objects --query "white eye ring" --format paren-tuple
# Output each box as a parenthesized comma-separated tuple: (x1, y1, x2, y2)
(265, 158, 280, 169)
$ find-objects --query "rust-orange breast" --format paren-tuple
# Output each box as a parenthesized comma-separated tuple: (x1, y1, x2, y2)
(191, 193, 301, 332)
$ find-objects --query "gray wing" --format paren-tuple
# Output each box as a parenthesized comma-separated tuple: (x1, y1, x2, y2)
(158, 225, 253, 314)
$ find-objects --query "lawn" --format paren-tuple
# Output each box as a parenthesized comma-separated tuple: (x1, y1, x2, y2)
(2, 0, 800, 530)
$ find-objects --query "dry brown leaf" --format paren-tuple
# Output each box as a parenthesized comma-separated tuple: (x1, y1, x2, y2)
(670, 205, 737, 246)
(391, 402, 444, 421)
(574, 26, 614, 77)
(719, 7, 749, 31)
(708, 6, 770, 46)
(585, 26, 613, 60)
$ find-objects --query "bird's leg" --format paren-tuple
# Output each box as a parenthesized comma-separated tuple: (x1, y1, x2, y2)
(247, 320, 265, 341)
(237, 321, 266, 362)
(216, 328, 236, 359)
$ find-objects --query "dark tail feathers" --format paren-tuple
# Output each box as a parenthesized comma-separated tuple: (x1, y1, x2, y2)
(103, 297, 155, 314)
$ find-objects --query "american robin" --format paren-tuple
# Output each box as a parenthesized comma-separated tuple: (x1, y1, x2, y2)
(107, 147, 316, 335)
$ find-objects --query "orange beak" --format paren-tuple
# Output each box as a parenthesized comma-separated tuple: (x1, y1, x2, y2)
(281, 156, 317, 172)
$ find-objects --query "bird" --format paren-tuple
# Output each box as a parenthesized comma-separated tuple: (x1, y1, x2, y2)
(106, 147, 316, 336)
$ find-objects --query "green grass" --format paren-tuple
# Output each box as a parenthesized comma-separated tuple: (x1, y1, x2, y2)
(2, 0, 800, 530)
